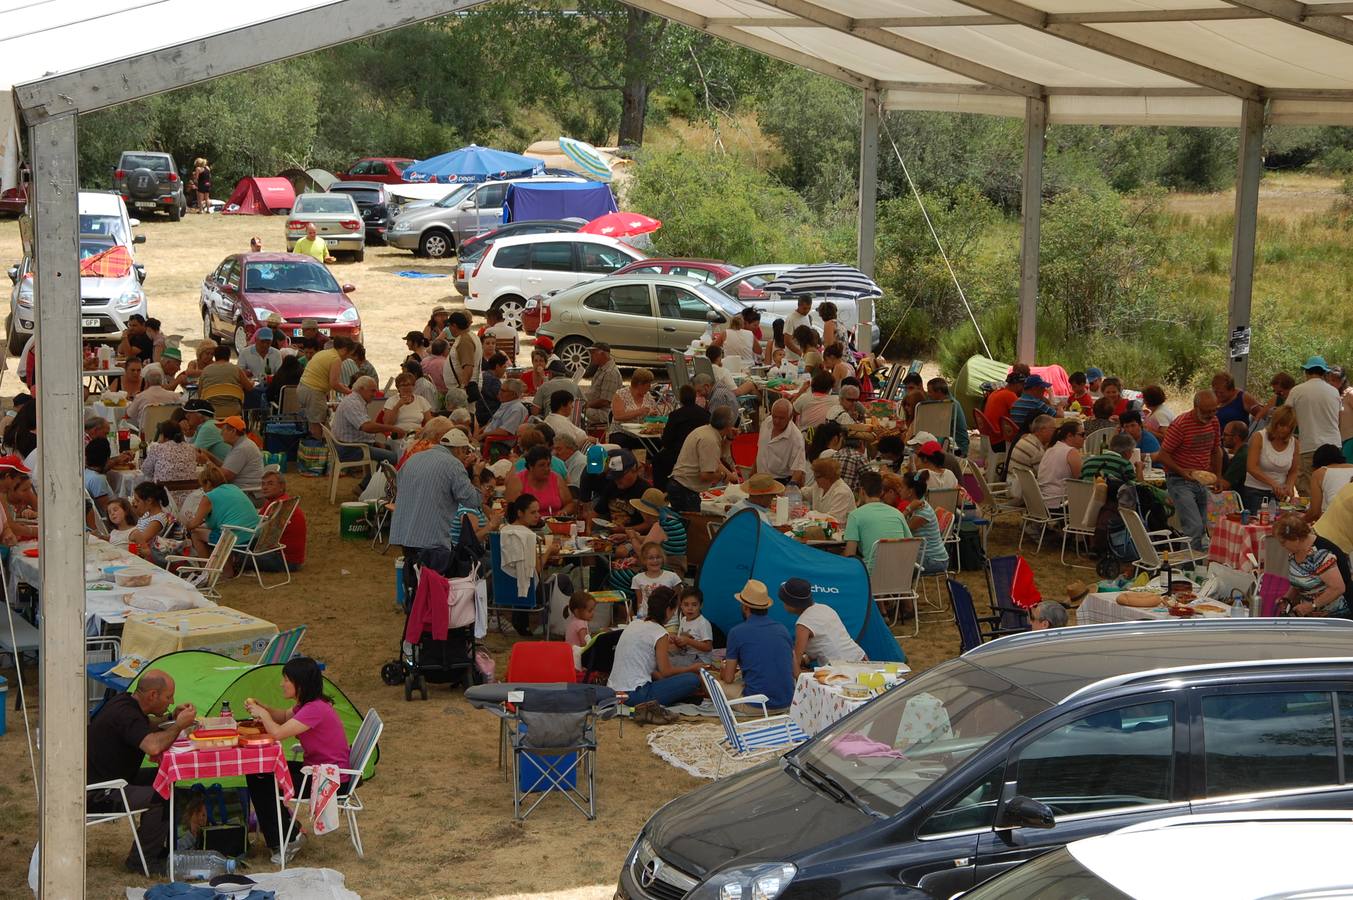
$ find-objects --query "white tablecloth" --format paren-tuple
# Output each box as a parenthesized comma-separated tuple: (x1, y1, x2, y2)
(1076, 591, 1235, 626)
(789, 662, 910, 736)
(10, 536, 211, 634)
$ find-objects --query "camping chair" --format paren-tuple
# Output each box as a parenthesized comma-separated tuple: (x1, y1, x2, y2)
(985, 556, 1032, 633)
(164, 529, 238, 601)
(497, 642, 578, 772)
(962, 458, 1017, 519)
(1262, 534, 1286, 575)
(1083, 427, 1111, 456)
(85, 488, 109, 539)
(730, 432, 758, 473)
(282, 708, 382, 858)
(948, 579, 1023, 654)
(258, 625, 307, 665)
(201, 382, 245, 419)
(369, 461, 399, 553)
(1013, 467, 1064, 552)
(488, 532, 548, 636)
(698, 668, 807, 779)
(1206, 490, 1243, 531)
(871, 537, 922, 633)
(138, 404, 178, 443)
(321, 424, 376, 505)
(912, 400, 956, 443)
(508, 687, 600, 821)
(878, 364, 903, 403)
(86, 780, 149, 876)
(929, 487, 961, 569)
(223, 495, 298, 589)
(1061, 478, 1098, 567)
(273, 384, 302, 419)
(85, 636, 121, 713)
(1120, 507, 1207, 576)
(691, 355, 715, 382)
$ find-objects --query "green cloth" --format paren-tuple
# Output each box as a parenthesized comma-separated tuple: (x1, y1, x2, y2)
(192, 420, 230, 463)
(844, 501, 912, 571)
(1223, 445, 1249, 492)
(953, 354, 1010, 424)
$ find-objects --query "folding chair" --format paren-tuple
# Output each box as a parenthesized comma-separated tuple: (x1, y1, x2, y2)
(691, 355, 715, 382)
(164, 530, 238, 600)
(911, 400, 955, 445)
(273, 384, 302, 418)
(496, 641, 578, 772)
(1013, 467, 1064, 552)
(201, 382, 245, 419)
(1120, 507, 1208, 576)
(666, 361, 690, 393)
(698, 668, 807, 779)
(1261, 533, 1286, 575)
(322, 424, 376, 504)
(985, 556, 1032, 633)
(509, 687, 599, 820)
(1083, 427, 1111, 456)
(283, 708, 382, 858)
(1060, 478, 1098, 567)
(871, 537, 922, 633)
(138, 404, 179, 442)
(962, 458, 1018, 518)
(948, 579, 1024, 654)
(223, 496, 298, 589)
(369, 461, 399, 553)
(86, 780, 149, 876)
(929, 487, 961, 569)
(258, 625, 307, 665)
(488, 533, 547, 635)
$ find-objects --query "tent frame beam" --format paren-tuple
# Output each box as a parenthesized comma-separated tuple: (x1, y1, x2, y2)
(1223, 0, 1353, 46)
(707, 5, 1353, 26)
(1017, 96, 1046, 365)
(857, 87, 880, 339)
(1228, 98, 1265, 388)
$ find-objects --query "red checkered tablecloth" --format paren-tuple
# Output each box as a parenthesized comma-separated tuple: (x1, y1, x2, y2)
(1208, 515, 1273, 571)
(153, 743, 294, 800)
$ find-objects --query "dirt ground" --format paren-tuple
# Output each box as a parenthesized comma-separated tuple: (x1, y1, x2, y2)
(0, 213, 1098, 898)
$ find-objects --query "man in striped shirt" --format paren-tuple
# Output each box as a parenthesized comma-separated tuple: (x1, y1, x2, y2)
(1157, 390, 1222, 550)
(1080, 433, 1138, 484)
(390, 428, 482, 604)
(1009, 374, 1060, 433)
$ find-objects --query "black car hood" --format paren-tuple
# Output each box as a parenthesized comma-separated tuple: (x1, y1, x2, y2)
(646, 759, 874, 878)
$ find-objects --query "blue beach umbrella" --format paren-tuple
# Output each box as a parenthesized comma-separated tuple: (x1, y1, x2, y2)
(404, 144, 545, 184)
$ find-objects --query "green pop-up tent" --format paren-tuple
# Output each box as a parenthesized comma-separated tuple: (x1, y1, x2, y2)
(128, 650, 377, 779)
(953, 354, 1010, 424)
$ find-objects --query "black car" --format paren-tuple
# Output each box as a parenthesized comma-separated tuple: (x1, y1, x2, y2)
(617, 619, 1353, 900)
(453, 219, 584, 293)
(113, 151, 187, 221)
(328, 181, 393, 245)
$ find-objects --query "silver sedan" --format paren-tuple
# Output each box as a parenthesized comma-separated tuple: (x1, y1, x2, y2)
(285, 193, 366, 261)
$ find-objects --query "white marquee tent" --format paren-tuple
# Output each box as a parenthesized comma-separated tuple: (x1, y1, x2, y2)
(5, 0, 1353, 893)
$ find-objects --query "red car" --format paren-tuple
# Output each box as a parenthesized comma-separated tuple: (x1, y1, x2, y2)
(336, 157, 415, 185)
(200, 252, 362, 352)
(0, 184, 28, 217)
(522, 257, 741, 333)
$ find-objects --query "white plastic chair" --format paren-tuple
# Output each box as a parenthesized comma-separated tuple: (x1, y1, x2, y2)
(698, 669, 807, 779)
(223, 496, 298, 589)
(1013, 467, 1064, 552)
(911, 400, 955, 443)
(322, 424, 377, 505)
(871, 537, 922, 634)
(282, 708, 382, 858)
(1060, 478, 1098, 567)
(1262, 533, 1286, 575)
(164, 530, 238, 600)
(1121, 507, 1208, 576)
(1083, 427, 1111, 456)
(86, 780, 149, 876)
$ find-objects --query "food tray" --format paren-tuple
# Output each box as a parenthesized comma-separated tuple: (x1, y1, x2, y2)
(190, 729, 238, 750)
(115, 571, 153, 587)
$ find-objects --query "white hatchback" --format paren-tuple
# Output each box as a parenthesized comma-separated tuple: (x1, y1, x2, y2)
(465, 232, 644, 329)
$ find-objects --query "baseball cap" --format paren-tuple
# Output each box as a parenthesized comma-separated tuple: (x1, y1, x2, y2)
(256, 327, 274, 341)
(606, 448, 636, 481)
(533, 336, 555, 352)
(585, 443, 608, 475)
(439, 429, 470, 448)
(1085, 367, 1104, 381)
(0, 453, 32, 474)
(918, 440, 944, 457)
(220, 416, 248, 432)
(1023, 374, 1051, 390)
(591, 342, 612, 354)
(907, 430, 938, 447)
(183, 399, 215, 415)
(546, 360, 571, 377)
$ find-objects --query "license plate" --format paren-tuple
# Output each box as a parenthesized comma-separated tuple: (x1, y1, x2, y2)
(292, 327, 332, 337)
(81, 318, 100, 328)
(134, 202, 155, 209)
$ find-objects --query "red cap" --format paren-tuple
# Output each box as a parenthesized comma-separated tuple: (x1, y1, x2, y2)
(533, 335, 555, 352)
(0, 453, 31, 474)
(919, 440, 944, 457)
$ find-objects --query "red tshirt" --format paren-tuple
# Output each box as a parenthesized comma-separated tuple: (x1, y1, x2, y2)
(266, 494, 307, 566)
(984, 387, 1019, 433)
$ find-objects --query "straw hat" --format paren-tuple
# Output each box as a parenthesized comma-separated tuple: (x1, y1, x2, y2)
(629, 487, 669, 517)
(744, 473, 785, 496)
(735, 579, 772, 610)
(1065, 581, 1090, 604)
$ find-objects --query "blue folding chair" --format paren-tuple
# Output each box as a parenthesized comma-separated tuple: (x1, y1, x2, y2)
(986, 556, 1032, 634)
(488, 532, 547, 635)
(698, 668, 807, 779)
(948, 579, 1024, 654)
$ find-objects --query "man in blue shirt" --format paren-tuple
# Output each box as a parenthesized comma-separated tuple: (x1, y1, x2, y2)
(1119, 409, 1161, 455)
(1009, 373, 1059, 432)
(721, 579, 795, 710)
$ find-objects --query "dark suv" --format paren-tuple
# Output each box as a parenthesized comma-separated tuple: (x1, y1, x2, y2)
(113, 151, 187, 221)
(328, 181, 394, 245)
(618, 619, 1353, 900)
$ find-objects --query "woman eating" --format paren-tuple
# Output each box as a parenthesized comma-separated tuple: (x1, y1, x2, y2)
(897, 472, 950, 576)
(522, 348, 551, 397)
(381, 372, 435, 434)
(611, 367, 659, 427)
(1306, 443, 1353, 522)
(117, 356, 145, 398)
(1243, 405, 1299, 514)
(244, 657, 351, 865)
(497, 494, 563, 614)
(606, 585, 702, 716)
(141, 420, 199, 483)
(504, 445, 574, 517)
(1275, 514, 1350, 618)
(127, 482, 172, 550)
(804, 457, 856, 523)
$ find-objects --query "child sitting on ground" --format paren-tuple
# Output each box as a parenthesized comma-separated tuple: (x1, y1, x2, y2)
(176, 794, 208, 853)
(628, 542, 682, 620)
(668, 586, 714, 667)
(778, 576, 865, 677)
(565, 590, 597, 671)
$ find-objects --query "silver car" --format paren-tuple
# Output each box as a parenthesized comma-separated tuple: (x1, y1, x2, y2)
(8, 235, 148, 353)
(386, 176, 587, 259)
(285, 193, 366, 261)
(534, 274, 746, 375)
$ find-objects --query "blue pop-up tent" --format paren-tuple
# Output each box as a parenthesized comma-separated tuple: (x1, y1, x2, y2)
(698, 509, 905, 663)
(404, 144, 545, 184)
(502, 181, 617, 224)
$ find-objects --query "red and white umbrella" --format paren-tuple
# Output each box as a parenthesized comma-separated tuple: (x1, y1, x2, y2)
(579, 211, 661, 238)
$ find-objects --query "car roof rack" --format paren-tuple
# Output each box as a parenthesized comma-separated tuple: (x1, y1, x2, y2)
(967, 617, 1353, 657)
(1062, 655, 1353, 704)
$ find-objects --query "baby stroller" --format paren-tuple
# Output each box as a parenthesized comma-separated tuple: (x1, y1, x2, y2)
(1097, 479, 1174, 579)
(390, 521, 486, 700)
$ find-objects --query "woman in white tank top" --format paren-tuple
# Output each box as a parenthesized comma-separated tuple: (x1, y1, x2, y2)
(718, 315, 757, 364)
(1306, 443, 1353, 522)
(1243, 405, 1299, 514)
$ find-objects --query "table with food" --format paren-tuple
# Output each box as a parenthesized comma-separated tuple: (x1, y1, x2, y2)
(155, 713, 295, 881)
(617, 417, 667, 454)
(789, 661, 910, 737)
(118, 606, 277, 667)
(9, 535, 210, 634)
(1077, 576, 1243, 625)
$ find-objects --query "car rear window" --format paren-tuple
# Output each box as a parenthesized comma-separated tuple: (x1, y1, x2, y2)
(336, 189, 382, 205)
(493, 244, 531, 270)
(294, 196, 357, 214)
(120, 154, 171, 172)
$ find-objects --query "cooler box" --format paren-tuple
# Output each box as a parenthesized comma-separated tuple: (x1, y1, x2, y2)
(263, 421, 305, 460)
(339, 502, 370, 539)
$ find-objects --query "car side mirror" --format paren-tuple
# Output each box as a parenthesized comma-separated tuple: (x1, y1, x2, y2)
(133, 234, 146, 244)
(134, 264, 146, 284)
(459, 199, 475, 209)
(706, 310, 725, 324)
(342, 284, 356, 293)
(996, 795, 1055, 830)
(128, 218, 141, 228)
(6, 266, 16, 284)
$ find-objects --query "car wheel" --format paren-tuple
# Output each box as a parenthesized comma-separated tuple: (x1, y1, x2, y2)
(555, 338, 591, 378)
(419, 230, 452, 259)
(494, 296, 525, 330)
(353, 248, 365, 263)
(7, 319, 25, 356)
(202, 309, 214, 342)
(233, 323, 249, 355)
(168, 201, 181, 222)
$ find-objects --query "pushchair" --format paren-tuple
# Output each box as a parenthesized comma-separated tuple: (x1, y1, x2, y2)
(1097, 479, 1174, 579)
(390, 519, 486, 700)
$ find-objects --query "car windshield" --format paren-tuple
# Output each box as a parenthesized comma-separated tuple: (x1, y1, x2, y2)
(337, 189, 382, 204)
(434, 185, 474, 208)
(80, 239, 115, 260)
(79, 214, 129, 245)
(792, 660, 1049, 817)
(121, 154, 171, 172)
(689, 281, 746, 318)
(243, 261, 340, 294)
(294, 196, 356, 214)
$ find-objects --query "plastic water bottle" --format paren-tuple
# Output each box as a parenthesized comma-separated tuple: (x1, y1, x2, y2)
(174, 850, 235, 881)
(1231, 591, 1250, 617)
(1260, 496, 1272, 525)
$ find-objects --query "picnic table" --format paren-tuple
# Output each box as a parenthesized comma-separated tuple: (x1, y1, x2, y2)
(1076, 591, 1237, 625)
(1209, 514, 1273, 571)
(120, 606, 277, 663)
(789, 662, 909, 737)
(81, 365, 124, 393)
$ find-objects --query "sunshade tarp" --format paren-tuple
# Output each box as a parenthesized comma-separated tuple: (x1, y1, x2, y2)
(698, 509, 904, 663)
(128, 650, 377, 778)
(502, 181, 617, 225)
(223, 176, 295, 215)
(953, 355, 1010, 424)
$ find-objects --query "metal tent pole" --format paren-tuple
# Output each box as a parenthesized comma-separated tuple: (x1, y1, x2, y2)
(857, 87, 881, 342)
(1228, 98, 1264, 388)
(1017, 96, 1047, 364)
(29, 109, 87, 898)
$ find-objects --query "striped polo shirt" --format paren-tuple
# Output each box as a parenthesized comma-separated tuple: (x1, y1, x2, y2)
(1080, 450, 1135, 483)
(1161, 411, 1221, 472)
(658, 507, 688, 557)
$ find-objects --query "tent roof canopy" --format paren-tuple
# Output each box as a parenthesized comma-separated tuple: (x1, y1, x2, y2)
(5, 0, 1353, 127)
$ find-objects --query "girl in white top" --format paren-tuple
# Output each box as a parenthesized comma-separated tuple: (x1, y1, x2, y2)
(1244, 405, 1299, 513)
(778, 577, 864, 676)
(1037, 421, 1085, 509)
(1305, 443, 1353, 522)
(105, 498, 135, 545)
(911, 442, 959, 491)
(628, 542, 683, 620)
(804, 457, 856, 523)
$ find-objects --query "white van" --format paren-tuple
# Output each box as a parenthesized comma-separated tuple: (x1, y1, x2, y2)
(465, 233, 644, 328)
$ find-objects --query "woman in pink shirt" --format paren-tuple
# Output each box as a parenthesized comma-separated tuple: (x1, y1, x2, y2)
(244, 657, 350, 864)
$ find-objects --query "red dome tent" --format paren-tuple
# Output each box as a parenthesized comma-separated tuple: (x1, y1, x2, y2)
(222, 176, 295, 215)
